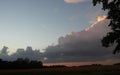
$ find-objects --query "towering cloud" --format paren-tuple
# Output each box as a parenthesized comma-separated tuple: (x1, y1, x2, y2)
(43, 16, 120, 63)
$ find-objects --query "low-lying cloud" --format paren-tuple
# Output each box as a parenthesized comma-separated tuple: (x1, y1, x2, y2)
(0, 46, 42, 61)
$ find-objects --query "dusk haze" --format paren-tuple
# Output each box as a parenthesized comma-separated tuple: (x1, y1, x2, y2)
(0, 0, 120, 67)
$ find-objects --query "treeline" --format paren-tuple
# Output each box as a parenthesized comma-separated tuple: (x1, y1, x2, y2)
(0, 58, 43, 69)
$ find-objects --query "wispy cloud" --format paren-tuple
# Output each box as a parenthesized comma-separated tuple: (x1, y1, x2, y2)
(64, 0, 89, 3)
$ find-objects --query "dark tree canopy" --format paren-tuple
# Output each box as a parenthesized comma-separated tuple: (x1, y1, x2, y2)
(0, 58, 43, 69)
(93, 0, 120, 54)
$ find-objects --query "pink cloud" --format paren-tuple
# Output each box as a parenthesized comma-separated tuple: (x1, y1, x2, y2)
(85, 16, 107, 31)
(64, 0, 89, 3)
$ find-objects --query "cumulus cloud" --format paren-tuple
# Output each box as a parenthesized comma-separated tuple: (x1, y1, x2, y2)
(64, 0, 89, 3)
(97, 16, 107, 22)
(0, 16, 119, 65)
(0, 46, 42, 61)
(43, 16, 120, 63)
(0, 46, 9, 60)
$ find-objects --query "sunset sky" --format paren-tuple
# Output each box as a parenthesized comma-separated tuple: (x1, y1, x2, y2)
(0, 0, 105, 51)
(0, 0, 119, 66)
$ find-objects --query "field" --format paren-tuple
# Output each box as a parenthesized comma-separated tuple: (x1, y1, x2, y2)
(0, 65, 120, 75)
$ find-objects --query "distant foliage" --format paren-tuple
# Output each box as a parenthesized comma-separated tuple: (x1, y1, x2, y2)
(0, 58, 43, 69)
(93, 0, 120, 54)
(91, 64, 102, 66)
(114, 63, 120, 66)
(44, 65, 67, 68)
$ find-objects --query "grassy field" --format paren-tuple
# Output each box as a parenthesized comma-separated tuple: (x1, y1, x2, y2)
(0, 71, 119, 75)
(0, 66, 120, 75)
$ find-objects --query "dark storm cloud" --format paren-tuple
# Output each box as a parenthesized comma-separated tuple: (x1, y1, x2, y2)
(43, 16, 120, 63)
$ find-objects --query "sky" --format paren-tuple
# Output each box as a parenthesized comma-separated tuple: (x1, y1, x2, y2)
(0, 0, 106, 51)
(0, 0, 119, 66)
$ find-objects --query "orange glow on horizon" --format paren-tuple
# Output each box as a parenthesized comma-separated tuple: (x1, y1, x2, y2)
(43, 59, 120, 66)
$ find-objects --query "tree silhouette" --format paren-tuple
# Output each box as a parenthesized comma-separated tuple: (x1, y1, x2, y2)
(93, 0, 120, 54)
(0, 59, 2, 62)
(0, 58, 43, 69)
